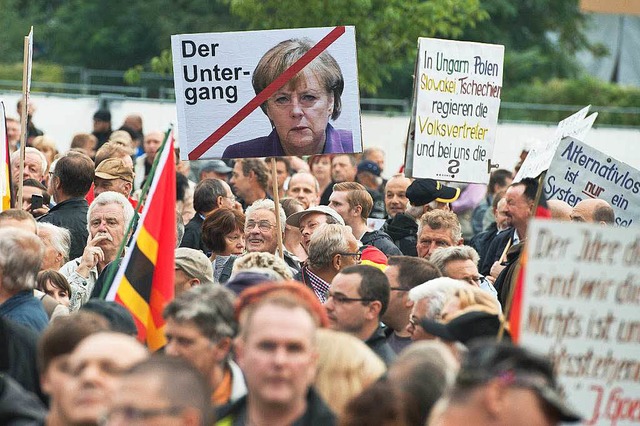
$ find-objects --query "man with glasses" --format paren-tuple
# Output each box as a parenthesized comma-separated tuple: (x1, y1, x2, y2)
(181, 178, 236, 255)
(104, 356, 212, 426)
(381, 256, 441, 354)
(294, 224, 360, 302)
(429, 246, 499, 300)
(286, 205, 344, 254)
(324, 265, 395, 365)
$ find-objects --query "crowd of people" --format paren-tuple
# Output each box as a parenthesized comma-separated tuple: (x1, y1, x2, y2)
(0, 103, 614, 425)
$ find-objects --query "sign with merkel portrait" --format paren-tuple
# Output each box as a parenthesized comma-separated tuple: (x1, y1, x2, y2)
(171, 26, 362, 160)
(405, 38, 504, 183)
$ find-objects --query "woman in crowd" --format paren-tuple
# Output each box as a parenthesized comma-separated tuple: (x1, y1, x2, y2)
(201, 207, 246, 282)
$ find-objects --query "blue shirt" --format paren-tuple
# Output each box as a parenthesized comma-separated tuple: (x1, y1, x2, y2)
(0, 291, 48, 333)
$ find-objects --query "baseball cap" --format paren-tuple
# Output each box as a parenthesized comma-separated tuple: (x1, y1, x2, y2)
(200, 160, 232, 174)
(456, 340, 582, 423)
(94, 158, 134, 183)
(406, 179, 460, 206)
(174, 248, 214, 286)
(420, 308, 509, 345)
(286, 205, 345, 228)
(357, 160, 381, 177)
(81, 300, 137, 336)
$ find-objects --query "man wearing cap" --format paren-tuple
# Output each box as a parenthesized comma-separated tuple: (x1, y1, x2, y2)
(174, 248, 215, 296)
(416, 210, 464, 259)
(286, 205, 345, 255)
(294, 224, 360, 302)
(93, 157, 135, 202)
(430, 341, 581, 425)
(329, 182, 402, 257)
(286, 172, 320, 209)
(356, 160, 386, 219)
(163, 285, 246, 407)
(199, 160, 233, 182)
(380, 175, 419, 256)
(406, 178, 460, 214)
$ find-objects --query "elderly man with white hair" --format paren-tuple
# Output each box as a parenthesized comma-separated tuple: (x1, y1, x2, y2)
(10, 146, 47, 184)
(37, 222, 71, 271)
(59, 191, 134, 311)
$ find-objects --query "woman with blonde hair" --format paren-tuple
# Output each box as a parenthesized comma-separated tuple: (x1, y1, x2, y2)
(314, 328, 386, 416)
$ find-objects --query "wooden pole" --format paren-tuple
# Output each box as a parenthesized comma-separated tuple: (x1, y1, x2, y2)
(17, 34, 30, 209)
(270, 157, 285, 260)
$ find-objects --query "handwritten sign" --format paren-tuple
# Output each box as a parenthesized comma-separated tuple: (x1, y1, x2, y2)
(519, 219, 640, 425)
(544, 137, 640, 227)
(406, 38, 504, 183)
(514, 106, 598, 182)
(171, 26, 361, 160)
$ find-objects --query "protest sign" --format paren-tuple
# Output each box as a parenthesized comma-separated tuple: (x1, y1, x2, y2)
(0, 102, 10, 211)
(514, 105, 598, 182)
(171, 26, 361, 160)
(544, 137, 639, 227)
(518, 219, 640, 425)
(405, 38, 504, 183)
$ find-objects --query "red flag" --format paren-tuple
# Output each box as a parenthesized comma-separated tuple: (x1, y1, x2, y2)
(106, 130, 176, 350)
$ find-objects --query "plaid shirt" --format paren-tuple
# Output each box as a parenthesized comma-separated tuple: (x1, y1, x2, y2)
(300, 265, 330, 303)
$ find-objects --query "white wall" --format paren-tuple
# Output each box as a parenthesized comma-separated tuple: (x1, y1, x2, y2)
(2, 92, 638, 177)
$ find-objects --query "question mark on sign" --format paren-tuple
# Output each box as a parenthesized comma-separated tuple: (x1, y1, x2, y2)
(447, 160, 460, 175)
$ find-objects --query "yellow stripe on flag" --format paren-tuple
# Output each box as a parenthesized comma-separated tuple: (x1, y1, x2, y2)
(116, 276, 151, 325)
(136, 225, 159, 264)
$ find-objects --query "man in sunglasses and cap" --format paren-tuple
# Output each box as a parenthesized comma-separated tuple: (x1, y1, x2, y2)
(429, 340, 581, 426)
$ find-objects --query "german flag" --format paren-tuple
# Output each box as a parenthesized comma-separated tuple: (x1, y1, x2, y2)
(1, 102, 13, 212)
(106, 130, 176, 350)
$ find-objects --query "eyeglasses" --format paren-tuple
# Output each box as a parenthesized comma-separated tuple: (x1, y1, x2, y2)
(324, 290, 374, 304)
(337, 252, 362, 262)
(245, 220, 275, 232)
(100, 405, 184, 425)
(389, 287, 409, 292)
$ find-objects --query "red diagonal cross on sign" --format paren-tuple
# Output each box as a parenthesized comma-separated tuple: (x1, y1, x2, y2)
(188, 26, 346, 160)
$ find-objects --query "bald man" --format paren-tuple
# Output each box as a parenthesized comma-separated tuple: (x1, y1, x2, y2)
(570, 199, 615, 224)
(547, 199, 572, 221)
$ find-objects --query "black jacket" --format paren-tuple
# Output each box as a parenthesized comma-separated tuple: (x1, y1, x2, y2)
(216, 387, 335, 426)
(38, 197, 89, 260)
(470, 221, 499, 262)
(180, 214, 208, 255)
(365, 325, 397, 366)
(361, 229, 402, 257)
(0, 374, 47, 425)
(479, 227, 515, 276)
(381, 213, 418, 257)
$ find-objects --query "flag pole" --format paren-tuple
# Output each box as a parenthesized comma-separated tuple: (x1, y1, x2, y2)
(270, 157, 285, 260)
(99, 127, 173, 299)
(17, 32, 31, 209)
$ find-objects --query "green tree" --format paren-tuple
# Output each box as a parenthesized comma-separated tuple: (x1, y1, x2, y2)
(225, 0, 488, 95)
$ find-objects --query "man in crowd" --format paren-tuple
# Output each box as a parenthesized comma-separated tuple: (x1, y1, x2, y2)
(49, 331, 148, 426)
(230, 158, 270, 208)
(18, 179, 50, 218)
(93, 157, 134, 200)
(6, 116, 20, 153)
(92, 109, 113, 148)
(0, 208, 38, 234)
(355, 160, 386, 218)
(471, 169, 513, 235)
(219, 294, 335, 424)
(0, 228, 48, 333)
(164, 285, 246, 407)
(470, 192, 510, 261)
(199, 160, 233, 181)
(181, 178, 235, 254)
(39, 151, 94, 260)
(430, 246, 499, 298)
(325, 264, 395, 365)
(319, 154, 357, 205)
(382, 256, 441, 353)
(286, 172, 320, 209)
(107, 356, 213, 425)
(570, 198, 615, 224)
(416, 210, 464, 260)
(268, 157, 291, 199)
(329, 182, 401, 257)
(286, 205, 344, 254)
(430, 341, 581, 425)
(173, 248, 214, 296)
(363, 147, 385, 175)
(38, 222, 71, 271)
(381, 174, 418, 256)
(59, 191, 134, 311)
(11, 147, 47, 184)
(134, 130, 163, 191)
(295, 224, 360, 302)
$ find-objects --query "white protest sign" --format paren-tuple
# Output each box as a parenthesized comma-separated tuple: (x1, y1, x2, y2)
(544, 137, 640, 227)
(514, 106, 598, 181)
(519, 219, 640, 425)
(171, 26, 361, 160)
(407, 38, 504, 183)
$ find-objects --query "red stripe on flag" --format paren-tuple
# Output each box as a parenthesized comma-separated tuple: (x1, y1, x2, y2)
(188, 26, 346, 160)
